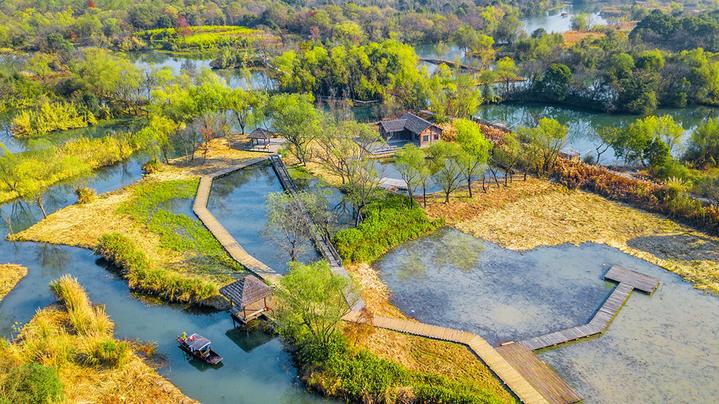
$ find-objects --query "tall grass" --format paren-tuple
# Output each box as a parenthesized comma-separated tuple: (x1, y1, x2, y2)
(96, 233, 219, 304)
(49, 275, 112, 337)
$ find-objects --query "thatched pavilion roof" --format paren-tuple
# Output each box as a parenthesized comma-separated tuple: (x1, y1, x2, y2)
(248, 128, 274, 139)
(220, 275, 273, 308)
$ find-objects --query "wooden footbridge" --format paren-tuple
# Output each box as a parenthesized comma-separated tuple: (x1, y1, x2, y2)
(194, 155, 662, 404)
(519, 266, 659, 351)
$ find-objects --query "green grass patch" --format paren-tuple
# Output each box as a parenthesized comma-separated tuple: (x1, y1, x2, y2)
(96, 233, 219, 305)
(118, 178, 243, 276)
(135, 25, 264, 51)
(299, 336, 506, 403)
(334, 194, 443, 264)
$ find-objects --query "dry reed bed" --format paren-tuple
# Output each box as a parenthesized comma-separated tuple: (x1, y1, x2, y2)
(0, 264, 27, 301)
(438, 179, 719, 294)
(1, 275, 195, 403)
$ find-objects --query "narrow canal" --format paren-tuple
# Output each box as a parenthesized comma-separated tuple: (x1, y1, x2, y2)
(0, 156, 328, 403)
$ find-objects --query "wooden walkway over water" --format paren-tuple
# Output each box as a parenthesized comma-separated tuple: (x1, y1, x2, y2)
(193, 156, 281, 283)
(519, 266, 659, 351)
(194, 155, 645, 403)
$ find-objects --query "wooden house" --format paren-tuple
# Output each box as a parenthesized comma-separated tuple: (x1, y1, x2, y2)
(379, 112, 442, 148)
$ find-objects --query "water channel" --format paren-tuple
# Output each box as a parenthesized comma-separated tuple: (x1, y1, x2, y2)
(375, 228, 719, 403)
(0, 154, 327, 403)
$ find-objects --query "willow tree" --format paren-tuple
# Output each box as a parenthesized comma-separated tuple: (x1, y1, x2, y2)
(455, 119, 491, 196)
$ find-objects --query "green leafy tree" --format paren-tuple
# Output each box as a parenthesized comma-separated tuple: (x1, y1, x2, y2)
(615, 115, 683, 166)
(394, 144, 426, 206)
(495, 56, 521, 94)
(491, 132, 522, 185)
(538, 63, 572, 101)
(518, 117, 568, 175)
(428, 141, 464, 203)
(275, 260, 356, 347)
(454, 119, 491, 197)
(269, 93, 320, 165)
(685, 117, 719, 167)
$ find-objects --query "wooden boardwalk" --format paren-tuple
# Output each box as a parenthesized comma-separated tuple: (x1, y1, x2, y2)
(496, 343, 581, 404)
(193, 157, 281, 283)
(519, 267, 659, 351)
(344, 312, 550, 404)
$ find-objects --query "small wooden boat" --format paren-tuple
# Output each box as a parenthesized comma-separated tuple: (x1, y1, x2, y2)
(177, 333, 223, 365)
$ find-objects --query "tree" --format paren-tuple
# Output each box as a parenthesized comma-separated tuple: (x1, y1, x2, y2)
(454, 119, 491, 197)
(594, 127, 622, 165)
(394, 144, 425, 206)
(226, 88, 261, 135)
(315, 115, 375, 185)
(538, 63, 572, 101)
(685, 117, 719, 167)
(275, 260, 356, 347)
(518, 117, 568, 175)
(615, 115, 683, 166)
(265, 191, 317, 262)
(571, 13, 590, 31)
(495, 57, 521, 94)
(428, 141, 464, 203)
(345, 159, 382, 225)
(491, 132, 522, 185)
(270, 93, 320, 165)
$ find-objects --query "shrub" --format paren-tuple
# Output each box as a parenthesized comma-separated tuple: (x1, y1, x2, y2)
(84, 339, 130, 368)
(0, 363, 63, 404)
(142, 159, 161, 174)
(95, 233, 219, 304)
(11, 99, 96, 137)
(75, 187, 97, 204)
(334, 194, 442, 263)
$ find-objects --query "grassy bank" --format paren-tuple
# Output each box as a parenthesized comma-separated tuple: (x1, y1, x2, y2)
(334, 193, 443, 264)
(0, 264, 27, 301)
(11, 140, 267, 305)
(0, 276, 194, 403)
(424, 177, 719, 295)
(0, 132, 146, 204)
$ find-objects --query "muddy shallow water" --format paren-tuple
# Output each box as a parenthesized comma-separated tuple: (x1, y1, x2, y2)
(376, 228, 719, 403)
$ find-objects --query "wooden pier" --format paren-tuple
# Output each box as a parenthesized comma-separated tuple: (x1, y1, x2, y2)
(519, 266, 659, 351)
(496, 343, 581, 404)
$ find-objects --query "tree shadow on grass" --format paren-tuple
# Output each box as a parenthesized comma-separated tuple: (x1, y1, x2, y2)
(627, 233, 719, 262)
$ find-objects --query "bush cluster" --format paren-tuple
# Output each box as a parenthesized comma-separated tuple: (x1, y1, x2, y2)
(0, 363, 63, 404)
(96, 233, 218, 305)
(556, 159, 719, 234)
(333, 194, 443, 263)
(135, 25, 263, 51)
(12, 99, 96, 138)
(297, 335, 503, 404)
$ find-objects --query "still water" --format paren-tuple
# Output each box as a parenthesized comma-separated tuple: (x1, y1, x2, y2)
(376, 228, 719, 403)
(0, 156, 327, 403)
(476, 103, 719, 164)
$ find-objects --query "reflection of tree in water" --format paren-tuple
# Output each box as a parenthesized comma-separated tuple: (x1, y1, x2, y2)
(34, 244, 71, 275)
(431, 231, 484, 273)
(1, 201, 38, 234)
(397, 251, 427, 282)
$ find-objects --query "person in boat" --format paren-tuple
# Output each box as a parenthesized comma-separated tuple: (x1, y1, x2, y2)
(181, 331, 187, 341)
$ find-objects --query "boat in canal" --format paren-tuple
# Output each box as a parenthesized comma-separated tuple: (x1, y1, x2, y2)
(177, 333, 223, 365)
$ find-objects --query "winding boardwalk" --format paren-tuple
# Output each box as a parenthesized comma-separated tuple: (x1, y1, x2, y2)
(519, 266, 659, 351)
(194, 155, 579, 403)
(192, 156, 280, 282)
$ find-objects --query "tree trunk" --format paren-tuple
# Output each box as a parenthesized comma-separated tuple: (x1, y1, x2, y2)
(422, 183, 427, 208)
(481, 175, 487, 192)
(490, 168, 500, 188)
(467, 175, 473, 198)
(36, 196, 47, 219)
(444, 190, 450, 203)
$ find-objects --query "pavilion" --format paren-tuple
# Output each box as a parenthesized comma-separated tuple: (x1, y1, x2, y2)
(248, 128, 274, 147)
(220, 274, 273, 325)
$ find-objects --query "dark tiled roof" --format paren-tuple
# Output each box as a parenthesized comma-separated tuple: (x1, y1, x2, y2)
(380, 113, 438, 135)
(220, 275, 272, 307)
(248, 128, 273, 139)
(380, 118, 407, 133)
(400, 112, 433, 134)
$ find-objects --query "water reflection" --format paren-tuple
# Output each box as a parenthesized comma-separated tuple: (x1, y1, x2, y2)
(376, 227, 719, 403)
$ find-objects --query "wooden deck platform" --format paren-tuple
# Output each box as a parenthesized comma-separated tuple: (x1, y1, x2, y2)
(605, 265, 659, 293)
(519, 267, 659, 351)
(497, 343, 581, 404)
